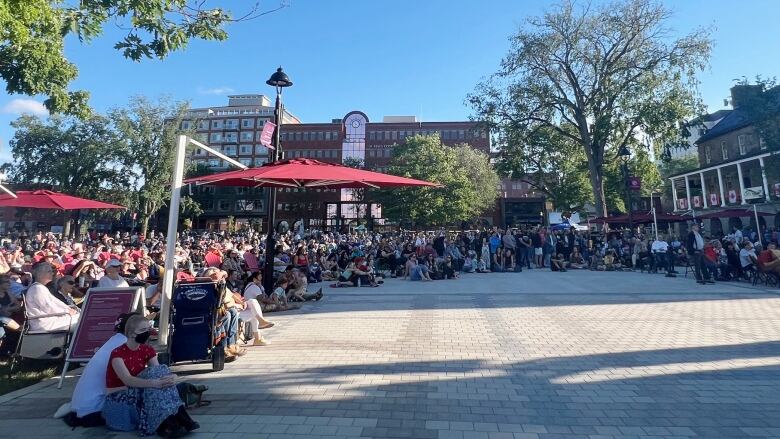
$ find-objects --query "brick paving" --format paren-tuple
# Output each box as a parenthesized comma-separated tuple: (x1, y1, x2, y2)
(2, 270, 780, 438)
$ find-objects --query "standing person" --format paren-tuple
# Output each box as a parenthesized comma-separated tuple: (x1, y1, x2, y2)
(518, 231, 532, 270)
(103, 315, 198, 437)
(543, 229, 557, 269)
(532, 228, 543, 268)
(686, 223, 713, 284)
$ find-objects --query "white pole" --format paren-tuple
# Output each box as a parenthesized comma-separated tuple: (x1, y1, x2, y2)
(158, 135, 188, 347)
(652, 207, 658, 241)
(754, 204, 762, 246)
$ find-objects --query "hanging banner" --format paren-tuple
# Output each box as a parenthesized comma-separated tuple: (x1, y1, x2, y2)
(259, 121, 277, 149)
(692, 196, 702, 208)
(728, 190, 738, 204)
(709, 193, 719, 206)
(677, 198, 688, 210)
(774, 183, 780, 198)
(628, 176, 642, 191)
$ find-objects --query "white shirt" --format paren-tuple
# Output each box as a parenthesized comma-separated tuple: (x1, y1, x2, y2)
(243, 282, 265, 301)
(70, 333, 127, 417)
(97, 276, 129, 288)
(739, 248, 756, 268)
(25, 282, 79, 332)
(651, 240, 669, 253)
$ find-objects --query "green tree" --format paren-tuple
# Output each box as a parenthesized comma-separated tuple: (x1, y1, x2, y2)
(109, 96, 192, 237)
(375, 135, 499, 227)
(468, 0, 711, 219)
(495, 125, 592, 211)
(1, 115, 131, 235)
(0, 1, 286, 116)
(603, 148, 662, 213)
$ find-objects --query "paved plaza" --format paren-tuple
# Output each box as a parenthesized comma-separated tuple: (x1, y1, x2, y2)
(2, 270, 780, 438)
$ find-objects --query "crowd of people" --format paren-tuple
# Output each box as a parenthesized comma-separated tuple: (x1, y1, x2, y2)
(0, 223, 778, 436)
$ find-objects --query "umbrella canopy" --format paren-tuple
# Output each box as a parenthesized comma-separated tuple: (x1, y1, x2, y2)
(590, 212, 688, 224)
(697, 208, 775, 219)
(0, 190, 124, 210)
(184, 159, 440, 189)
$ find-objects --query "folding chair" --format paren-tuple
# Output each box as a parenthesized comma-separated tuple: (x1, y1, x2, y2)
(8, 305, 75, 378)
(684, 258, 696, 278)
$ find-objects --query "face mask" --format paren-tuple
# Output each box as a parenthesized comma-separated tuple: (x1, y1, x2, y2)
(134, 331, 151, 344)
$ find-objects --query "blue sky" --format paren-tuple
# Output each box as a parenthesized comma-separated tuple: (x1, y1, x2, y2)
(0, 0, 778, 162)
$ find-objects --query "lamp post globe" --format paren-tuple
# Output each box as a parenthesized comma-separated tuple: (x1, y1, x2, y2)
(263, 66, 293, 295)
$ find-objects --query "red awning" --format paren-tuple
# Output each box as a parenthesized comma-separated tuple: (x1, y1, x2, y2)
(696, 208, 775, 219)
(184, 159, 440, 189)
(0, 190, 124, 210)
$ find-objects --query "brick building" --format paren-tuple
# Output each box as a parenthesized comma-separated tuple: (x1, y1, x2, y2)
(185, 95, 543, 231)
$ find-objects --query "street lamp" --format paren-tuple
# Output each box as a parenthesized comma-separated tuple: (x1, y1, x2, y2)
(263, 66, 293, 294)
(617, 145, 633, 232)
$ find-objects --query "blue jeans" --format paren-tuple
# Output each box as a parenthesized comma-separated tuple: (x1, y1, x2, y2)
(221, 307, 240, 347)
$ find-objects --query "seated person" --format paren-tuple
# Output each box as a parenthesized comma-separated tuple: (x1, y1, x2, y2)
(272, 277, 290, 305)
(739, 242, 758, 274)
(25, 262, 80, 332)
(103, 315, 198, 437)
(239, 271, 275, 346)
(66, 313, 137, 427)
(0, 274, 22, 349)
(568, 248, 586, 269)
(757, 242, 780, 275)
(98, 259, 129, 288)
(550, 253, 567, 272)
(441, 256, 459, 279)
(603, 251, 623, 271)
(288, 270, 323, 301)
(462, 251, 476, 273)
(650, 236, 672, 275)
(403, 255, 432, 281)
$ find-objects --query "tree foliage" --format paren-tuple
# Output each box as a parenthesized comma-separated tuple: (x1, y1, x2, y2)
(1, 115, 130, 201)
(0, 1, 286, 116)
(375, 135, 499, 227)
(109, 95, 192, 236)
(468, 0, 711, 218)
(495, 125, 592, 210)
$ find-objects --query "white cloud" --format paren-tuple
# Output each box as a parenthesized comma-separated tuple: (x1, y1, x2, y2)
(197, 86, 235, 95)
(1, 98, 48, 116)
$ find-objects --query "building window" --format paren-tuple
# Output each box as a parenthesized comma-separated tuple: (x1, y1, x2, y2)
(240, 131, 254, 141)
(239, 144, 252, 155)
(241, 119, 254, 129)
(760, 136, 767, 150)
(239, 158, 252, 167)
(738, 134, 750, 155)
(197, 120, 209, 130)
(209, 132, 223, 143)
(202, 199, 214, 211)
(211, 120, 223, 130)
(721, 141, 728, 160)
(218, 199, 231, 211)
(254, 158, 267, 166)
(704, 145, 711, 164)
(222, 145, 236, 156)
(236, 187, 249, 195)
(207, 159, 221, 167)
(223, 132, 237, 143)
(225, 119, 239, 129)
(180, 120, 191, 130)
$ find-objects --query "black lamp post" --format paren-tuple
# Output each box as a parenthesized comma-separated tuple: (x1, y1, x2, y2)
(618, 145, 633, 232)
(263, 67, 292, 294)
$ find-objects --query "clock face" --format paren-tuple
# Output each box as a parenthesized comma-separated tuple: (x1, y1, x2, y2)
(351, 119, 361, 128)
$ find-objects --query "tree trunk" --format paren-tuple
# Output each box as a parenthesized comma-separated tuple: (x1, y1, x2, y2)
(587, 159, 608, 219)
(140, 215, 150, 238)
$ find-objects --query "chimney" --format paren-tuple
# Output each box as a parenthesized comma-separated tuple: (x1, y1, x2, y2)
(729, 84, 763, 108)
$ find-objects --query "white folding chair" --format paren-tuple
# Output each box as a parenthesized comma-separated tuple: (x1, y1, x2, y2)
(8, 305, 74, 378)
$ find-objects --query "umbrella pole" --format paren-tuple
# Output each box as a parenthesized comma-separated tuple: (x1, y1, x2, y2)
(754, 204, 762, 246)
(652, 207, 658, 241)
(158, 135, 187, 347)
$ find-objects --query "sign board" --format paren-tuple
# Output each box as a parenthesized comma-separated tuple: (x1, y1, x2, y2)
(66, 287, 143, 362)
(728, 190, 738, 204)
(259, 121, 277, 149)
(743, 186, 764, 201)
(628, 176, 642, 191)
(548, 212, 563, 225)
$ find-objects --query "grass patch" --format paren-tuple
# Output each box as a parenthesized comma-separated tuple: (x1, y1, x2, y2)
(0, 359, 61, 396)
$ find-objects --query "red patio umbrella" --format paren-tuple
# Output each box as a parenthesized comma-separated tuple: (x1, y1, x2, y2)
(184, 158, 440, 189)
(0, 190, 124, 210)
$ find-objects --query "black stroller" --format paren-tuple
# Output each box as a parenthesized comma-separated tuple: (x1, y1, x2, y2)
(162, 280, 227, 372)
